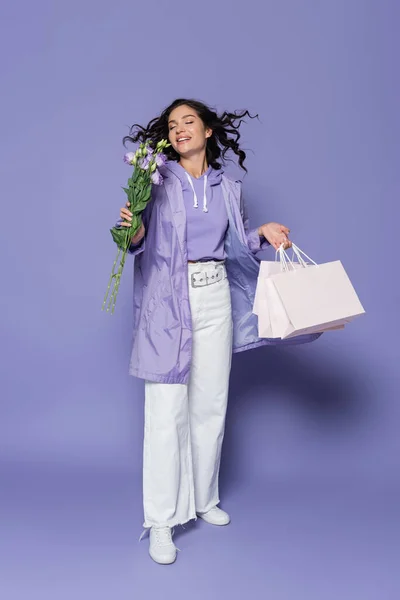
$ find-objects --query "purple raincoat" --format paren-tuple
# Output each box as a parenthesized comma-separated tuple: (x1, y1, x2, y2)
(128, 166, 320, 383)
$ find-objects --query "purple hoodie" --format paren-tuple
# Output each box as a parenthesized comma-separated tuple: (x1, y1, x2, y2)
(125, 162, 321, 384)
(164, 161, 228, 261)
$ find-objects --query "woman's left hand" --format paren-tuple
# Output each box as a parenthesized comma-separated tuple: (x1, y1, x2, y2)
(258, 222, 292, 251)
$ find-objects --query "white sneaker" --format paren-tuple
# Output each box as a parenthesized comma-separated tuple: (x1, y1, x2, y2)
(197, 506, 231, 526)
(149, 526, 177, 565)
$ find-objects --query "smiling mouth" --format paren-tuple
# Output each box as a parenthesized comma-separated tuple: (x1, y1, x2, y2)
(177, 137, 191, 144)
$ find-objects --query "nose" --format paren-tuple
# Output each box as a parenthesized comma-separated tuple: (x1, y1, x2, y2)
(176, 123, 185, 135)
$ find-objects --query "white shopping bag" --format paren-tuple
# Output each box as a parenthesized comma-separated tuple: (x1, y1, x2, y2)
(253, 260, 303, 337)
(253, 249, 347, 338)
(265, 245, 365, 339)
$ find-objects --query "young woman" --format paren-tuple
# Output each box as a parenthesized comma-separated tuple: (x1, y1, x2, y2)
(117, 99, 319, 565)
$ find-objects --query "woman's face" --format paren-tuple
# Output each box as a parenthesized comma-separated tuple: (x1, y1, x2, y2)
(168, 105, 212, 158)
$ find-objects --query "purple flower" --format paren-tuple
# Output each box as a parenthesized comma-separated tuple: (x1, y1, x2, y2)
(151, 169, 163, 185)
(145, 144, 154, 155)
(139, 155, 151, 170)
(155, 152, 167, 167)
(123, 152, 136, 165)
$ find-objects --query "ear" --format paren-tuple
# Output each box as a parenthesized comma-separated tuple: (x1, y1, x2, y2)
(205, 128, 212, 139)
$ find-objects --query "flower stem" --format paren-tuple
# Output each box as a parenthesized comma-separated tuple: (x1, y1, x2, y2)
(110, 251, 127, 314)
(102, 247, 121, 311)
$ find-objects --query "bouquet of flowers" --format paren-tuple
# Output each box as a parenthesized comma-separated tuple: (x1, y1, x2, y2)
(102, 139, 169, 313)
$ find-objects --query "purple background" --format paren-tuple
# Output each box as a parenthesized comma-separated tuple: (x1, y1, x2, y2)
(1, 0, 399, 597)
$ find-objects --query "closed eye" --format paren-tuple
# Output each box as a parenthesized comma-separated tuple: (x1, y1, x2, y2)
(169, 121, 194, 131)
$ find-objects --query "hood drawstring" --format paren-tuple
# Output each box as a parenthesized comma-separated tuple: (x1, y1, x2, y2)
(203, 175, 208, 212)
(185, 173, 209, 213)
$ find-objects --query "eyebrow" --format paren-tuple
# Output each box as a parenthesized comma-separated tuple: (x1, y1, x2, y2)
(168, 114, 196, 125)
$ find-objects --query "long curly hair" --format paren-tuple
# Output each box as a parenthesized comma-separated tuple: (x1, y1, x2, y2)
(123, 98, 258, 172)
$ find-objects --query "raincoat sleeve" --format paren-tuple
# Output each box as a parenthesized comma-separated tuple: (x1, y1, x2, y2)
(240, 190, 270, 253)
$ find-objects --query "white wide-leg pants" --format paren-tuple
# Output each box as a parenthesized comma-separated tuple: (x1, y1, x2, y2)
(143, 261, 233, 528)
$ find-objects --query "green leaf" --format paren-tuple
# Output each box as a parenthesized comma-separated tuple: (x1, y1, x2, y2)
(135, 187, 144, 203)
(130, 216, 143, 237)
(110, 227, 127, 250)
(142, 187, 151, 203)
(137, 184, 151, 204)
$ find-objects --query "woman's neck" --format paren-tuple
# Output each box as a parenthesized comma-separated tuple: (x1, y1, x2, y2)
(179, 153, 208, 179)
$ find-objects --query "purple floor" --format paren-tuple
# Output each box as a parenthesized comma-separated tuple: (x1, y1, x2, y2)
(1, 462, 399, 600)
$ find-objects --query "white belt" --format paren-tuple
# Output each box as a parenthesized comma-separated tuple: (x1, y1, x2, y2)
(190, 263, 227, 288)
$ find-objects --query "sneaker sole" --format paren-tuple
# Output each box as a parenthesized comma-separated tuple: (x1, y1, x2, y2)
(197, 514, 231, 526)
(149, 549, 177, 565)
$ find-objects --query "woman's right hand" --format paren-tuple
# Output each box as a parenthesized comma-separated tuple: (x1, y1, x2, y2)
(119, 202, 145, 244)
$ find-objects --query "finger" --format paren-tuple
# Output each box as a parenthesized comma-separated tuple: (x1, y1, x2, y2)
(120, 211, 132, 221)
(121, 221, 132, 227)
(121, 208, 132, 216)
(126, 201, 130, 207)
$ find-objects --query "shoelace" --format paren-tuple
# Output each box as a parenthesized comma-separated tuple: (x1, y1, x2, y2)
(138, 526, 181, 552)
(154, 526, 173, 547)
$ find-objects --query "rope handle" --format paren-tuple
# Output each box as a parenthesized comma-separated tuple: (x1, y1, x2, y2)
(275, 243, 318, 271)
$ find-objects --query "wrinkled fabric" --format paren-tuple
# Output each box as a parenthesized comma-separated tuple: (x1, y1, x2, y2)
(129, 165, 321, 383)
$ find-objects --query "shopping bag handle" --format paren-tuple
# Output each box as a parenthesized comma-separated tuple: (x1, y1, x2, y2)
(275, 243, 318, 270)
(275, 246, 296, 271)
(291, 243, 318, 267)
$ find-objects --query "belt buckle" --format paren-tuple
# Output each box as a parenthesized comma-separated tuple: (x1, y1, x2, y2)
(191, 271, 204, 288)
